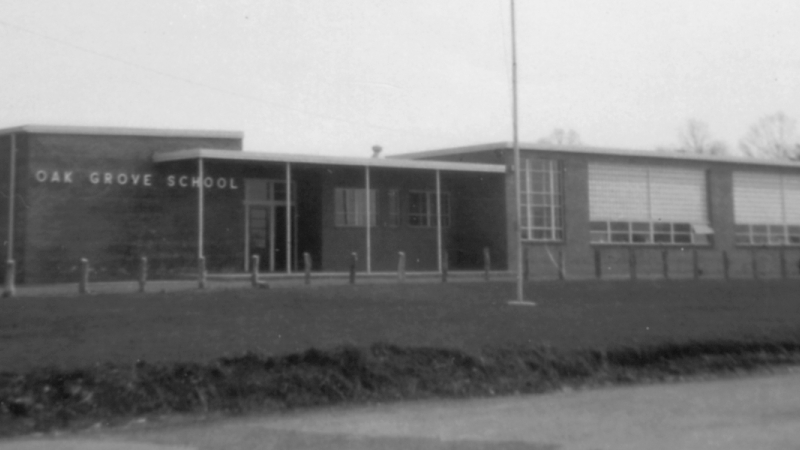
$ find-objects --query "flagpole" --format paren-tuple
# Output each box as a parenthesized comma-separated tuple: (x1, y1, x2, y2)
(509, 0, 533, 306)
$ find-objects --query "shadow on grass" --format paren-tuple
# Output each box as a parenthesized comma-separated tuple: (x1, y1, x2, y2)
(2, 338, 800, 437)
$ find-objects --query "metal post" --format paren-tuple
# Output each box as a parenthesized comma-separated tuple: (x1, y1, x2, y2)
(693, 249, 700, 279)
(138, 256, 147, 293)
(349, 252, 357, 285)
(303, 252, 311, 285)
(79, 258, 90, 294)
(484, 247, 491, 281)
(629, 247, 637, 281)
(397, 251, 406, 283)
(557, 248, 565, 281)
(198, 256, 206, 289)
(523, 246, 529, 282)
(251, 254, 260, 288)
(723, 250, 730, 280)
(662, 250, 669, 280)
(752, 249, 759, 280)
(436, 170, 442, 274)
(286, 163, 292, 274)
(780, 248, 787, 279)
(3, 261, 15, 298)
(3, 134, 17, 298)
(507, 0, 529, 305)
(365, 166, 371, 274)
(197, 157, 205, 289)
(441, 250, 449, 283)
(594, 248, 602, 279)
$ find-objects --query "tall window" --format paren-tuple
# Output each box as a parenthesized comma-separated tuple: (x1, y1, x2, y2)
(334, 188, 376, 227)
(520, 158, 563, 241)
(588, 164, 712, 245)
(734, 172, 800, 245)
(387, 189, 400, 227)
(408, 191, 450, 227)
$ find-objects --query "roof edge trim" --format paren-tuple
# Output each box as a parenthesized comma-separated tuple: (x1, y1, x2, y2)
(0, 125, 243, 140)
(154, 149, 506, 173)
(391, 141, 800, 170)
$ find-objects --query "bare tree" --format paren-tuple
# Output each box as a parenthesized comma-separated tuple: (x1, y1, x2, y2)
(739, 112, 800, 160)
(659, 119, 728, 155)
(537, 128, 582, 146)
(678, 119, 728, 155)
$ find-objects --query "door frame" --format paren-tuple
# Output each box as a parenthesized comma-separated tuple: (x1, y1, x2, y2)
(243, 179, 296, 272)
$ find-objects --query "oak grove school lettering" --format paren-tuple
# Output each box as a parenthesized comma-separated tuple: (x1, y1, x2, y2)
(34, 170, 239, 190)
(2, 124, 800, 285)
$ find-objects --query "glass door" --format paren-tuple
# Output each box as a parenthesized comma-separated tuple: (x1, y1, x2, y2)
(248, 205, 274, 271)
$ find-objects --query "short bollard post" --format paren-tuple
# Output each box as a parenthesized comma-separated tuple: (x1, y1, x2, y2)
(3, 260, 15, 298)
(693, 249, 700, 280)
(558, 249, 565, 281)
(441, 250, 449, 283)
(397, 252, 406, 283)
(751, 249, 759, 280)
(349, 252, 357, 285)
(483, 247, 491, 281)
(303, 252, 312, 285)
(198, 256, 207, 289)
(523, 247, 529, 282)
(661, 250, 669, 280)
(594, 248, 602, 279)
(250, 255, 260, 288)
(780, 248, 787, 280)
(629, 247, 637, 281)
(723, 250, 730, 280)
(79, 258, 90, 294)
(138, 256, 148, 293)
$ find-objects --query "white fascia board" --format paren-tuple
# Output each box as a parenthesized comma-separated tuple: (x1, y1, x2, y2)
(153, 149, 506, 173)
(0, 125, 243, 140)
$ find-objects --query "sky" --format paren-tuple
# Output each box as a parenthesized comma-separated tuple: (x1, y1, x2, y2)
(1, 0, 799, 158)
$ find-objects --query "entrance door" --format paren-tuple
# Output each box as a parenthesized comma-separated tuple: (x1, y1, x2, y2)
(273, 205, 288, 271)
(248, 205, 274, 271)
(247, 204, 291, 272)
(245, 179, 296, 272)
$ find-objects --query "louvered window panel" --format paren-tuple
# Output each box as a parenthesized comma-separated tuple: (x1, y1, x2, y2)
(733, 172, 783, 224)
(588, 164, 648, 221)
(588, 163, 710, 245)
(734, 172, 800, 246)
(649, 167, 707, 223)
(782, 176, 800, 224)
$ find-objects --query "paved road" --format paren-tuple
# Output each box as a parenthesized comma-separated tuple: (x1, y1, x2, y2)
(4, 369, 800, 450)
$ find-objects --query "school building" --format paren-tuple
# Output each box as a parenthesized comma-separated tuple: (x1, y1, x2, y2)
(1, 125, 798, 285)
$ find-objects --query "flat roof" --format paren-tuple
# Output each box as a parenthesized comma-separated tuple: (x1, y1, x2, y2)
(0, 124, 243, 140)
(153, 148, 506, 173)
(391, 141, 800, 170)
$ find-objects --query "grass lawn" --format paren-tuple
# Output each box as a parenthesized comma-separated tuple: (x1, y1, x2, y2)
(1, 279, 799, 372)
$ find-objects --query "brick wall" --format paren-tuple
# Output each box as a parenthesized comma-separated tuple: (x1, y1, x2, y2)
(20, 132, 242, 282)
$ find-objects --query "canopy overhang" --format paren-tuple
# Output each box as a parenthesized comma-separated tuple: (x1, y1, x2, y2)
(153, 148, 505, 173)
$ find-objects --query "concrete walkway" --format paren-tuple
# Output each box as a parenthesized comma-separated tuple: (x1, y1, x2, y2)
(9, 271, 515, 297)
(4, 369, 800, 450)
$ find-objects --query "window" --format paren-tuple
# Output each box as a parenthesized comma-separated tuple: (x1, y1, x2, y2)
(387, 189, 400, 227)
(591, 221, 699, 245)
(734, 172, 800, 246)
(408, 191, 450, 228)
(245, 179, 295, 203)
(519, 158, 563, 241)
(334, 188, 376, 227)
(588, 163, 711, 245)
